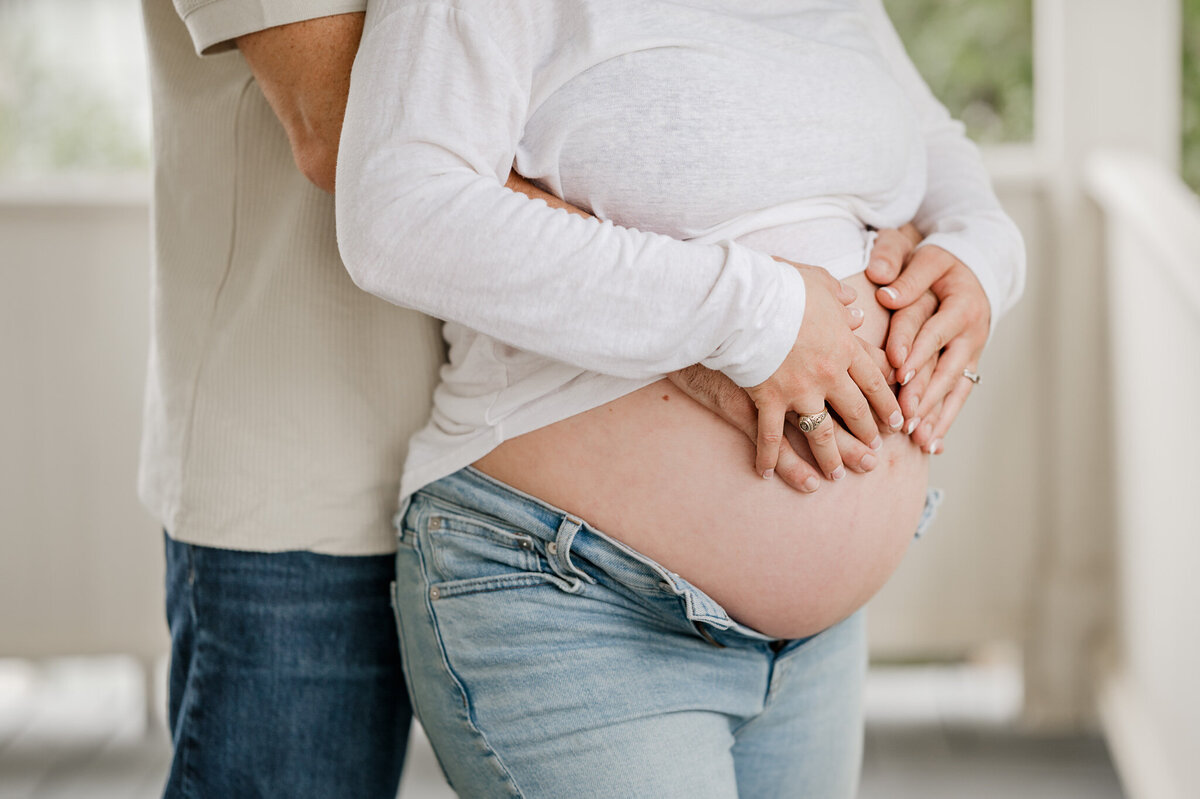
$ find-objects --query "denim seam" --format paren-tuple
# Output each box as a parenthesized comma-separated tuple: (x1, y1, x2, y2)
(176, 681, 201, 798)
(416, 496, 562, 596)
(415, 509, 526, 798)
(419, 494, 548, 557)
(391, 575, 428, 736)
(421, 491, 540, 539)
(394, 500, 416, 550)
(425, 522, 543, 578)
(431, 571, 565, 599)
(177, 550, 202, 799)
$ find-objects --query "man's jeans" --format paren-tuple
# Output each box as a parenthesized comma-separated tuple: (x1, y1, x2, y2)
(392, 466, 867, 798)
(162, 533, 411, 799)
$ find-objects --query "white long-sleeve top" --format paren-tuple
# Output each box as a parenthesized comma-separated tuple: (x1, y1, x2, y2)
(336, 0, 1026, 499)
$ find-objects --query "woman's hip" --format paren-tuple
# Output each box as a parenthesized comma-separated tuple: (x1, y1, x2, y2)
(473, 375, 929, 637)
(389, 467, 867, 798)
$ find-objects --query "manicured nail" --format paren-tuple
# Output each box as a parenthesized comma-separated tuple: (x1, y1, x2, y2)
(896, 346, 908, 364)
(870, 435, 884, 450)
(880, 286, 899, 302)
(902, 370, 915, 386)
(929, 439, 943, 455)
(887, 411, 903, 431)
(830, 466, 846, 481)
(802, 476, 820, 493)
(763, 468, 774, 480)
(904, 417, 920, 435)
(849, 307, 864, 321)
(860, 453, 878, 471)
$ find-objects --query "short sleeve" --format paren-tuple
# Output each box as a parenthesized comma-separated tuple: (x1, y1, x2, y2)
(171, 0, 368, 55)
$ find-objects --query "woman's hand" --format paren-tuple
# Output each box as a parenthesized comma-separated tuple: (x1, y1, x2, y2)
(868, 243, 990, 453)
(668, 227, 922, 492)
(745, 261, 903, 482)
(667, 366, 883, 493)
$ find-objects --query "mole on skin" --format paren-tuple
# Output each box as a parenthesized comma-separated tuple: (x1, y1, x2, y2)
(662, 395, 670, 401)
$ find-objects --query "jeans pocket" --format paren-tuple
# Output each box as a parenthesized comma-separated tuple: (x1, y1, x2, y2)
(419, 505, 562, 598)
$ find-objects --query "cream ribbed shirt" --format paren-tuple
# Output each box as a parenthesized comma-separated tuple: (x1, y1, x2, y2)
(335, 0, 1026, 499)
(139, 0, 443, 554)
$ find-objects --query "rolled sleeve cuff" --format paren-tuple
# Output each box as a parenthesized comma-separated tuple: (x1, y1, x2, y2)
(177, 0, 367, 55)
(915, 233, 1005, 341)
(708, 251, 808, 389)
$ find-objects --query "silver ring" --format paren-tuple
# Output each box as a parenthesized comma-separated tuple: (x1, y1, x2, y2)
(796, 409, 829, 433)
(962, 368, 981, 385)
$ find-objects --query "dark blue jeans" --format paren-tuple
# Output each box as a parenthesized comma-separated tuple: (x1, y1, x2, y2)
(163, 533, 411, 799)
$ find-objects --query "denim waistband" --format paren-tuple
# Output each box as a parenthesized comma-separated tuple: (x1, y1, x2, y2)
(403, 466, 776, 643)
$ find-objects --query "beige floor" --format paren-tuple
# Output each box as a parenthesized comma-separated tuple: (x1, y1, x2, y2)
(0, 657, 1123, 798)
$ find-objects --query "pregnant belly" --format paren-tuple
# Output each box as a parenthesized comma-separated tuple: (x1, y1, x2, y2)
(473, 272, 929, 638)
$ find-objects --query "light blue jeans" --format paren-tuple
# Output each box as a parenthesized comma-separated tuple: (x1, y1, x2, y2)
(392, 466, 868, 798)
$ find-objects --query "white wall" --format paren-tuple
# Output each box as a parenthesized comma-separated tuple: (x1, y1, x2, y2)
(0, 180, 166, 658)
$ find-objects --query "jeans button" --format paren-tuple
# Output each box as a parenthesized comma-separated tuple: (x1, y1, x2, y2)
(547, 542, 558, 555)
(428, 517, 441, 530)
(429, 587, 441, 600)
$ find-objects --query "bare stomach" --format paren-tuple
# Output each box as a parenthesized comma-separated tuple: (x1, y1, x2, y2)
(473, 272, 929, 638)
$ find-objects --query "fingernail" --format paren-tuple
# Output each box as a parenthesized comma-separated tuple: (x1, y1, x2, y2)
(880, 287, 899, 302)
(897, 346, 908, 364)
(802, 476, 820, 493)
(868, 259, 882, 272)
(929, 439, 943, 455)
(860, 453, 877, 471)
(849, 307, 864, 321)
(887, 411, 903, 431)
(830, 466, 846, 481)
(763, 468, 774, 480)
(870, 435, 883, 450)
(902, 370, 915, 386)
(904, 417, 920, 435)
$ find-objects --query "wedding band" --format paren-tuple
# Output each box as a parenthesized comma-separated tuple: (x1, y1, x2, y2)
(796, 409, 829, 433)
(962, 368, 981, 385)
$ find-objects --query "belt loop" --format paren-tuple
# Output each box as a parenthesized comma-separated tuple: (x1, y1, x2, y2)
(551, 515, 595, 584)
(392, 495, 413, 542)
(694, 621, 726, 648)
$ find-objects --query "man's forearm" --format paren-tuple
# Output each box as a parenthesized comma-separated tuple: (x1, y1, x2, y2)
(236, 14, 365, 193)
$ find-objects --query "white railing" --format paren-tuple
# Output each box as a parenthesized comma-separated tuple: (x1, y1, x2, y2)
(1088, 151, 1200, 799)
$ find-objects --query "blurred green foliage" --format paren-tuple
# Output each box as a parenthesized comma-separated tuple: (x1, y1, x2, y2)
(0, 0, 1195, 190)
(883, 0, 1034, 144)
(1184, 0, 1200, 191)
(0, 23, 149, 175)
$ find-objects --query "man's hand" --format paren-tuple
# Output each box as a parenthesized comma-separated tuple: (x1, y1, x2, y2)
(869, 244, 990, 453)
(668, 366, 883, 493)
(666, 225, 922, 493)
(236, 14, 365, 193)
